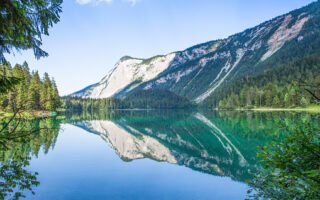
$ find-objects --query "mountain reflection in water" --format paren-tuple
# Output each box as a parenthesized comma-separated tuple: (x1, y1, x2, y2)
(1, 110, 318, 199)
(69, 110, 318, 182)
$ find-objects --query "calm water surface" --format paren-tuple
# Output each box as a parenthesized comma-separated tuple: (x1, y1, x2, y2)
(3, 110, 319, 200)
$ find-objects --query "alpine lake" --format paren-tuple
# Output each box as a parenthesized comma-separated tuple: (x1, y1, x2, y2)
(1, 110, 319, 200)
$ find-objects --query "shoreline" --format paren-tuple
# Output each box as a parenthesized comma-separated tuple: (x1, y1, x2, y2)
(217, 106, 320, 112)
(251, 108, 319, 111)
(0, 110, 57, 119)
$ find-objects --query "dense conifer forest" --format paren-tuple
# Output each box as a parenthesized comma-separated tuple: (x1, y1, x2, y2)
(205, 53, 320, 109)
(63, 89, 194, 111)
(0, 62, 61, 112)
(63, 97, 126, 111)
(124, 89, 194, 109)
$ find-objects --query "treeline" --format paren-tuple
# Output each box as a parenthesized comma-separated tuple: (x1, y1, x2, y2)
(0, 62, 61, 111)
(215, 53, 320, 109)
(125, 89, 194, 109)
(63, 89, 194, 111)
(62, 97, 126, 112)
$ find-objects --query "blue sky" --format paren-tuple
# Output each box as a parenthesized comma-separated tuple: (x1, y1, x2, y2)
(6, 0, 315, 95)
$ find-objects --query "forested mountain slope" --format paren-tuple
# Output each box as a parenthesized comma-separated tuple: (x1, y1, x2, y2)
(212, 53, 320, 109)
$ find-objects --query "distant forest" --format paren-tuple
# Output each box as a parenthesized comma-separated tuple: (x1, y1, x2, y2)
(26, 53, 319, 112)
(63, 97, 126, 111)
(206, 53, 320, 109)
(63, 89, 194, 111)
(0, 62, 61, 111)
(64, 52, 320, 112)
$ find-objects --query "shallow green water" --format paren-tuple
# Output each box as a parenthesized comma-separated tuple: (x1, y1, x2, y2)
(1, 110, 318, 199)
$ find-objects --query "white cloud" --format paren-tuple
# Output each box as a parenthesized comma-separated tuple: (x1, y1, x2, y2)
(76, 0, 94, 5)
(126, 0, 138, 6)
(98, 0, 113, 4)
(76, 0, 140, 6)
(76, 0, 112, 5)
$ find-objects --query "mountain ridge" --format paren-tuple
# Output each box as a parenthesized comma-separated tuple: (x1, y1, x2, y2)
(71, 0, 320, 106)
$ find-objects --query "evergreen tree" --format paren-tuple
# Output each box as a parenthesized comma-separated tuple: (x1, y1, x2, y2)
(27, 72, 41, 110)
(0, 63, 60, 111)
(247, 87, 256, 106)
(40, 83, 47, 110)
(22, 62, 31, 94)
(51, 79, 61, 110)
(284, 93, 291, 108)
(225, 93, 239, 109)
(215, 54, 320, 109)
(12, 64, 25, 108)
(0, 0, 63, 64)
(272, 96, 280, 108)
(264, 83, 276, 107)
(41, 73, 53, 110)
(300, 97, 308, 108)
(240, 85, 249, 107)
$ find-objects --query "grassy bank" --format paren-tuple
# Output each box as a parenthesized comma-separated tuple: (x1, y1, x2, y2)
(0, 110, 58, 119)
(231, 105, 320, 113)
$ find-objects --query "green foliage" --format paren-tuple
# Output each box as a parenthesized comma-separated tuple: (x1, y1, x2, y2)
(0, 156, 39, 200)
(65, 89, 194, 111)
(0, 118, 61, 199)
(247, 123, 320, 200)
(272, 96, 280, 108)
(0, 62, 61, 111)
(125, 89, 194, 109)
(27, 72, 41, 110)
(0, 63, 20, 94)
(300, 97, 308, 108)
(62, 96, 127, 112)
(217, 54, 320, 109)
(0, 76, 20, 95)
(0, 1, 62, 198)
(0, 0, 63, 64)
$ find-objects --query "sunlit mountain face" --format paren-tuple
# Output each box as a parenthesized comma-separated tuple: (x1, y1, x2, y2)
(72, 1, 320, 107)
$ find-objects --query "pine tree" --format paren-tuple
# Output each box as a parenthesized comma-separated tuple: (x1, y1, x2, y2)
(27, 72, 41, 110)
(257, 90, 264, 107)
(300, 97, 308, 108)
(41, 73, 53, 110)
(40, 82, 47, 110)
(12, 64, 25, 108)
(288, 87, 296, 107)
(247, 87, 255, 106)
(46, 88, 54, 111)
(218, 99, 226, 109)
(272, 96, 280, 108)
(51, 79, 60, 110)
(0, 64, 12, 108)
(1, 62, 60, 112)
(240, 85, 249, 107)
(22, 61, 31, 94)
(284, 93, 291, 108)
(264, 83, 277, 107)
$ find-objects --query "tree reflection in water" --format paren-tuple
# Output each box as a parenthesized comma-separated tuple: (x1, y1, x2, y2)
(0, 118, 61, 199)
(0, 110, 318, 199)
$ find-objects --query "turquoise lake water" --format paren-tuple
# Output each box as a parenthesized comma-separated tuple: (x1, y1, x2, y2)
(2, 110, 318, 200)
